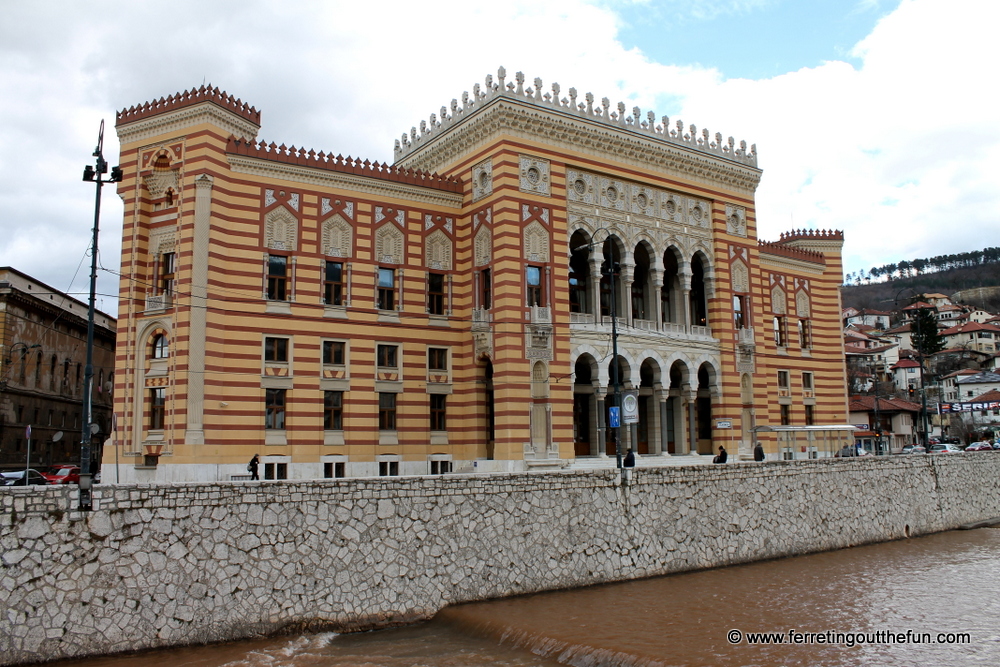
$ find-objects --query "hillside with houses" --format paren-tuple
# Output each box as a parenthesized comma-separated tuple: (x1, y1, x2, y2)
(843, 291, 1000, 452)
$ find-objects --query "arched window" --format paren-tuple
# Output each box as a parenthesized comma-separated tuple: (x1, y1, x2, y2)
(151, 334, 169, 359)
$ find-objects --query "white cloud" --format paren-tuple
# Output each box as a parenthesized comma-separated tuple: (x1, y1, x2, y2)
(0, 0, 995, 311)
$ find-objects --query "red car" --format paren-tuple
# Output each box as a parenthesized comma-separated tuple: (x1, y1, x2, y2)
(42, 465, 81, 485)
(965, 442, 994, 452)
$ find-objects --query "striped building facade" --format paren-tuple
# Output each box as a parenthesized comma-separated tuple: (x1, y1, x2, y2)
(109, 70, 850, 482)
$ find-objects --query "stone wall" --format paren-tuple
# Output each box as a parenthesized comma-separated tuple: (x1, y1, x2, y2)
(4, 455, 1000, 664)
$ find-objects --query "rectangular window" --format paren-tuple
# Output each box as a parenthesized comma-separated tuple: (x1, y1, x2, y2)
(379, 393, 397, 430)
(428, 348, 448, 372)
(733, 295, 747, 329)
(798, 319, 811, 349)
(430, 460, 452, 475)
(265, 388, 286, 430)
(780, 404, 791, 426)
(379, 460, 399, 477)
(377, 268, 395, 310)
(427, 272, 445, 315)
(149, 388, 165, 430)
(324, 391, 343, 430)
(264, 462, 287, 480)
(481, 268, 492, 309)
(526, 266, 544, 307)
(324, 461, 346, 478)
(778, 370, 790, 389)
(774, 316, 787, 347)
(805, 404, 815, 426)
(161, 252, 176, 295)
(377, 344, 398, 369)
(324, 262, 344, 306)
(322, 341, 345, 365)
(267, 255, 287, 300)
(264, 337, 288, 362)
(430, 394, 447, 431)
(802, 372, 814, 390)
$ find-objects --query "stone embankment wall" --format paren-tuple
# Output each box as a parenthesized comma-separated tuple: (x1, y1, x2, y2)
(4, 455, 1000, 665)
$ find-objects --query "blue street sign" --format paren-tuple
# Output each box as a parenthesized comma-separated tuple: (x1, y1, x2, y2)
(608, 407, 621, 428)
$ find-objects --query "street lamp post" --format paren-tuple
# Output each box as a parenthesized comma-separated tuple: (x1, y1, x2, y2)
(572, 228, 623, 469)
(79, 120, 122, 511)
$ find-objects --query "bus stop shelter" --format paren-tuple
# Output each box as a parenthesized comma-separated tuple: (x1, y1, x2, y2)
(753, 424, 858, 460)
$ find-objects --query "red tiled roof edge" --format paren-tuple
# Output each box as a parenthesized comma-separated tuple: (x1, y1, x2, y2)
(226, 137, 463, 194)
(757, 239, 825, 264)
(117, 85, 261, 127)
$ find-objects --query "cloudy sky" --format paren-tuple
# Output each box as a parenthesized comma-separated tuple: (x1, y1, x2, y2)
(1, 0, 996, 314)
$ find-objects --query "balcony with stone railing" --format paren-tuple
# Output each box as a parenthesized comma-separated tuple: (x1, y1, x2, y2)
(738, 327, 755, 346)
(145, 292, 173, 312)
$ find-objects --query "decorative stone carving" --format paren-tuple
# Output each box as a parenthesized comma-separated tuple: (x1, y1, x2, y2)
(566, 169, 596, 205)
(526, 324, 553, 361)
(796, 291, 811, 318)
(472, 159, 492, 202)
(600, 177, 627, 211)
(144, 168, 179, 201)
(264, 189, 276, 207)
(321, 198, 355, 219)
(771, 285, 787, 315)
(688, 199, 708, 227)
(523, 221, 550, 263)
(731, 260, 749, 293)
(531, 361, 550, 398)
(321, 215, 352, 258)
(150, 228, 177, 256)
(726, 204, 747, 237)
(425, 229, 452, 270)
(375, 224, 404, 264)
(473, 207, 491, 230)
(264, 207, 298, 251)
(474, 226, 492, 267)
(519, 155, 550, 196)
(631, 185, 657, 217)
(375, 206, 405, 228)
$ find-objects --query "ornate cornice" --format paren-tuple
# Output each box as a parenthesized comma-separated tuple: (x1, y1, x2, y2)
(116, 101, 261, 147)
(758, 249, 827, 275)
(397, 99, 762, 195)
(227, 155, 464, 209)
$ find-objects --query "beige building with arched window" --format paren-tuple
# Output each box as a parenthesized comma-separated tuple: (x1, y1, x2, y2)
(108, 70, 850, 482)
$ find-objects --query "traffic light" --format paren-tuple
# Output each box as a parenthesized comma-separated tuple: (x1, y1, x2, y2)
(908, 386, 915, 398)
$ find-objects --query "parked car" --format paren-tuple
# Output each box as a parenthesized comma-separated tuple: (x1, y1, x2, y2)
(901, 444, 922, 454)
(907, 446, 927, 454)
(928, 443, 962, 454)
(0, 469, 50, 486)
(42, 465, 80, 485)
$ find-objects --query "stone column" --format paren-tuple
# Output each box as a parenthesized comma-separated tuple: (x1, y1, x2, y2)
(685, 386, 698, 454)
(651, 269, 663, 329)
(185, 174, 213, 446)
(620, 262, 634, 325)
(589, 256, 602, 318)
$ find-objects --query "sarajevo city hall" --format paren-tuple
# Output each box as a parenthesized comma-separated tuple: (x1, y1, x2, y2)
(108, 68, 851, 482)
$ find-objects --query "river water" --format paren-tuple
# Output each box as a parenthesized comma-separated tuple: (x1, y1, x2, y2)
(53, 528, 1000, 667)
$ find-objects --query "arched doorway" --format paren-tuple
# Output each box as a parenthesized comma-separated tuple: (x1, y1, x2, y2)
(637, 359, 660, 455)
(690, 254, 708, 329)
(482, 358, 495, 459)
(569, 230, 592, 318)
(696, 363, 715, 454)
(667, 361, 688, 454)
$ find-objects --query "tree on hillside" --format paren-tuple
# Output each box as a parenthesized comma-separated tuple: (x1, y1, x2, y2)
(911, 308, 946, 359)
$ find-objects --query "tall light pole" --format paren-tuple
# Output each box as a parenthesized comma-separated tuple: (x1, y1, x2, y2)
(572, 228, 623, 468)
(79, 120, 122, 511)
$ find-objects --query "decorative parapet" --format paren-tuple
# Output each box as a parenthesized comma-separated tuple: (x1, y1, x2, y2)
(227, 138, 462, 193)
(758, 240, 826, 264)
(394, 67, 758, 168)
(778, 229, 844, 243)
(116, 85, 260, 128)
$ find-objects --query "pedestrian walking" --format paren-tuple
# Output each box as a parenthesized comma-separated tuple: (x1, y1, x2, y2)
(753, 441, 765, 462)
(248, 454, 260, 481)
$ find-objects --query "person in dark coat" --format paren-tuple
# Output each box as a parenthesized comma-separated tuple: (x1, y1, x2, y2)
(248, 454, 260, 481)
(713, 445, 728, 464)
(623, 448, 635, 468)
(753, 441, 765, 462)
